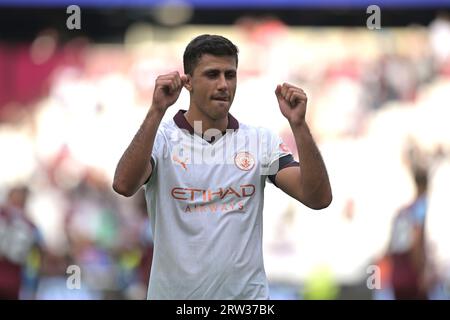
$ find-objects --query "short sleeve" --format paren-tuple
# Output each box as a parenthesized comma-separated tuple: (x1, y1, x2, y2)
(261, 129, 299, 187)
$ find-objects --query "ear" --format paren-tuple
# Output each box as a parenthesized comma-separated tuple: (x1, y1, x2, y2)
(184, 74, 193, 92)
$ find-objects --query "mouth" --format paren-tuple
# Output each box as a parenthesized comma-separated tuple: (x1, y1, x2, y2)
(211, 96, 229, 102)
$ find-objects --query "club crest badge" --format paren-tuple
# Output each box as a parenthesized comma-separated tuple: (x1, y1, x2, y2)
(234, 152, 255, 171)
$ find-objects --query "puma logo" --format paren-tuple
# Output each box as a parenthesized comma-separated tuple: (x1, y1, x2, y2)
(172, 154, 188, 171)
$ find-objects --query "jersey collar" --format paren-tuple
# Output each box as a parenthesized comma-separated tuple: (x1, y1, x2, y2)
(173, 109, 239, 136)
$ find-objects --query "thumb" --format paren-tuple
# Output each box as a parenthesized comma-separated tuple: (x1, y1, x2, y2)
(181, 75, 188, 86)
(275, 84, 283, 101)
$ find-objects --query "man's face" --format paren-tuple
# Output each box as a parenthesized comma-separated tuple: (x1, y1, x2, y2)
(187, 54, 237, 120)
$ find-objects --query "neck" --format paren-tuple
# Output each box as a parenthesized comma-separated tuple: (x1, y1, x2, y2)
(184, 105, 228, 135)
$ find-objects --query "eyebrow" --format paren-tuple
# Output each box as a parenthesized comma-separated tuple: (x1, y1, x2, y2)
(202, 68, 236, 74)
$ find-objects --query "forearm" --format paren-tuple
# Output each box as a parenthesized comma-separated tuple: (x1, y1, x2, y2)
(113, 108, 165, 196)
(290, 121, 332, 207)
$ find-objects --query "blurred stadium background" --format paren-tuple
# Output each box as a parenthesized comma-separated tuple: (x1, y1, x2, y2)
(0, 0, 450, 300)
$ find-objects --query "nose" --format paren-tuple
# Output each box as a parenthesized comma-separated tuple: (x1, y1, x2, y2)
(217, 74, 228, 91)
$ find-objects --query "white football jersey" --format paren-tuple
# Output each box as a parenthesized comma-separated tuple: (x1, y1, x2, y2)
(144, 109, 298, 300)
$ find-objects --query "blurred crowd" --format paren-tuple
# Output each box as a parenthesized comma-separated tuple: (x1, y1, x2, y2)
(1, 14, 450, 299)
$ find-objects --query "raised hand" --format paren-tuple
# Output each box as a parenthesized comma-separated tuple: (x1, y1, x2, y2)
(275, 83, 308, 126)
(152, 71, 187, 113)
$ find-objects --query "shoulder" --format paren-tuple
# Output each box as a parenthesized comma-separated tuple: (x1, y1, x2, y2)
(158, 118, 176, 135)
(237, 122, 275, 139)
(155, 118, 179, 144)
(236, 123, 282, 153)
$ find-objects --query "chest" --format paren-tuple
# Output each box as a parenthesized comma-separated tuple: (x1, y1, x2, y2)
(166, 133, 268, 187)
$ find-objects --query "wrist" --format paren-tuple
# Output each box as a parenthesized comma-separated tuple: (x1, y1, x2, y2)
(148, 105, 166, 119)
(288, 118, 307, 129)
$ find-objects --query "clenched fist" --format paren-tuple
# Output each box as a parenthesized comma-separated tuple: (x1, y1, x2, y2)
(151, 71, 187, 113)
(275, 82, 308, 126)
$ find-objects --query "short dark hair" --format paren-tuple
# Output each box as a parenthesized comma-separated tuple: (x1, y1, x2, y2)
(183, 34, 239, 75)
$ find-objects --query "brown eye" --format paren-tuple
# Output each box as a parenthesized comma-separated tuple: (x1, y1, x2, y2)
(226, 72, 236, 79)
(206, 71, 218, 78)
